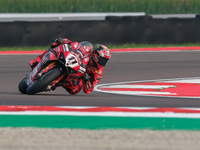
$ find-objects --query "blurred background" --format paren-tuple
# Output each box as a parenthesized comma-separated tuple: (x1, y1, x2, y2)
(1, 0, 200, 47)
(1, 0, 200, 14)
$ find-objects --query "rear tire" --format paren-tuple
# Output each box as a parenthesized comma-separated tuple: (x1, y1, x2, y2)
(26, 67, 61, 95)
(18, 77, 28, 94)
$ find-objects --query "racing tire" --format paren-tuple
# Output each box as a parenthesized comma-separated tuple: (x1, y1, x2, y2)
(18, 77, 28, 94)
(26, 67, 61, 95)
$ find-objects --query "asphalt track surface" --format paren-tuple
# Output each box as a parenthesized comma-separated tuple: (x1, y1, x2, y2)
(1, 51, 200, 107)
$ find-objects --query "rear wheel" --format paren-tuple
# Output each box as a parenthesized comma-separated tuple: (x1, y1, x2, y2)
(26, 67, 61, 95)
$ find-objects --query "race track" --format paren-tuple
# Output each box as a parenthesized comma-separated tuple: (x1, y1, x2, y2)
(1, 51, 200, 107)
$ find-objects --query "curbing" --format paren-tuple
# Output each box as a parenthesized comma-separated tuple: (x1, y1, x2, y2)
(0, 106, 200, 129)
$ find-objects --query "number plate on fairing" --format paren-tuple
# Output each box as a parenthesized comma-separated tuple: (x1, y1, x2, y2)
(65, 53, 79, 68)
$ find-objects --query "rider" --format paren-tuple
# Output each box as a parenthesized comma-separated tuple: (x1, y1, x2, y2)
(29, 37, 111, 94)
(82, 44, 111, 94)
(29, 37, 83, 68)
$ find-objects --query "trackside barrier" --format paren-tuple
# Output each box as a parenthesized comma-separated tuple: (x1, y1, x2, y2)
(1, 17, 200, 47)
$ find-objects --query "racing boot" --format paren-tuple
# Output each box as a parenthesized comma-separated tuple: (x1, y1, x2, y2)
(29, 57, 40, 69)
(29, 50, 49, 69)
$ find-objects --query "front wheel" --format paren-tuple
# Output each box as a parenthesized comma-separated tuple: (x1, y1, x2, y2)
(18, 76, 28, 94)
(26, 67, 61, 95)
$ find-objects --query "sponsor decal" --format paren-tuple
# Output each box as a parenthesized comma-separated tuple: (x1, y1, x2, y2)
(62, 44, 69, 52)
(81, 63, 86, 68)
(76, 49, 83, 58)
(80, 66, 86, 72)
(97, 70, 103, 75)
(65, 53, 79, 68)
(78, 69, 84, 74)
(93, 67, 98, 73)
(73, 42, 79, 49)
(41, 54, 49, 64)
(78, 66, 86, 74)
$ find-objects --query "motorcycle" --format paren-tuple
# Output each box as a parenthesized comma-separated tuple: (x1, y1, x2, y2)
(18, 42, 92, 95)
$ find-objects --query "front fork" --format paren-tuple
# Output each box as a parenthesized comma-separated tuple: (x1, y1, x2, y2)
(26, 61, 68, 91)
(49, 72, 68, 90)
(39, 62, 69, 91)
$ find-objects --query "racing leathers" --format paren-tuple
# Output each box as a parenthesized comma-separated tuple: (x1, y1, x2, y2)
(62, 57, 104, 95)
(29, 37, 103, 95)
(83, 64, 103, 94)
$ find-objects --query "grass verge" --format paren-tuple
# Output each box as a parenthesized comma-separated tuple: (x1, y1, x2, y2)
(0, 43, 200, 51)
(2, 0, 200, 14)
(1, 115, 200, 130)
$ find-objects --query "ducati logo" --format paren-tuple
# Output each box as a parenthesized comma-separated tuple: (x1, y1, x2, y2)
(94, 77, 200, 98)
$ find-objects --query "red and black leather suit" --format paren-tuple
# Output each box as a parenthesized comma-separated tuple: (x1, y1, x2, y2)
(30, 38, 104, 94)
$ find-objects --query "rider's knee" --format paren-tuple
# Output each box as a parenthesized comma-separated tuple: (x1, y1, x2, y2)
(66, 87, 79, 95)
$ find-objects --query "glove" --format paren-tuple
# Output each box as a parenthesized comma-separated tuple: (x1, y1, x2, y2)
(53, 37, 64, 44)
(51, 37, 64, 48)
(85, 80, 92, 90)
(83, 73, 89, 83)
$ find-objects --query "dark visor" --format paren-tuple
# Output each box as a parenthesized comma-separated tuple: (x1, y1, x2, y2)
(98, 56, 109, 66)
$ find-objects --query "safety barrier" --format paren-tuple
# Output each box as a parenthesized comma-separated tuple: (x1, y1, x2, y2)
(1, 16, 200, 47)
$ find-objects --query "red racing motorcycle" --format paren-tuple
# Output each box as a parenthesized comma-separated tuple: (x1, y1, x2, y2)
(18, 42, 92, 95)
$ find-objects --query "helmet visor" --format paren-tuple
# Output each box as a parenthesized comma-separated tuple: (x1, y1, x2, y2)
(98, 56, 109, 66)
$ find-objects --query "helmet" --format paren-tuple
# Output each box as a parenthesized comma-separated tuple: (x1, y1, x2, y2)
(92, 44, 111, 68)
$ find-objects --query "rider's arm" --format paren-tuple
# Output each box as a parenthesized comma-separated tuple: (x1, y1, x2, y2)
(83, 67, 104, 94)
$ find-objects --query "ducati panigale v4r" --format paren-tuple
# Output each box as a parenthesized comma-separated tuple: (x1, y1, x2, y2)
(18, 42, 90, 95)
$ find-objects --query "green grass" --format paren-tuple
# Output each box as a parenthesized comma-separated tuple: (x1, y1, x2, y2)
(1, 115, 200, 130)
(1, 0, 200, 14)
(1, 43, 200, 51)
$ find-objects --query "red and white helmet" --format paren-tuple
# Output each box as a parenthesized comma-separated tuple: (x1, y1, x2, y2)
(92, 44, 111, 68)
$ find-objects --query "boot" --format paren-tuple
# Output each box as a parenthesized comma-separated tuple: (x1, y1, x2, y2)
(29, 50, 49, 69)
(29, 58, 40, 69)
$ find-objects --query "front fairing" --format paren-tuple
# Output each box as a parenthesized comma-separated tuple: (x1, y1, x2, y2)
(58, 43, 87, 77)
(28, 44, 87, 86)
(28, 50, 58, 85)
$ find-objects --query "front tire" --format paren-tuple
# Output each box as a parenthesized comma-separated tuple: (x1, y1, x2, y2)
(26, 67, 61, 95)
(18, 76, 28, 94)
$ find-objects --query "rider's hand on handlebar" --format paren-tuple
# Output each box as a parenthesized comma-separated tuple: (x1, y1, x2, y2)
(51, 37, 64, 48)
(83, 73, 89, 83)
(53, 37, 64, 45)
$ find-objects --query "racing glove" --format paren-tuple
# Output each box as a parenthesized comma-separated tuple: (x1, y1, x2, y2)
(51, 37, 64, 48)
(55, 37, 64, 44)
(83, 73, 89, 83)
(83, 73, 93, 91)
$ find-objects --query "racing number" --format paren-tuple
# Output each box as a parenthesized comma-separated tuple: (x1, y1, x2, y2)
(65, 53, 79, 68)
